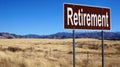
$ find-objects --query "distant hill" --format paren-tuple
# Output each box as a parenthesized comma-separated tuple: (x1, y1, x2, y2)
(0, 32, 120, 40)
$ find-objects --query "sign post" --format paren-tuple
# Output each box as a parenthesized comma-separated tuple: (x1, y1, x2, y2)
(64, 3, 110, 67)
(101, 30, 104, 67)
(72, 29, 76, 67)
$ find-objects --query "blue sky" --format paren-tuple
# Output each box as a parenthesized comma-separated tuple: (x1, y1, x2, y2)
(0, 0, 120, 35)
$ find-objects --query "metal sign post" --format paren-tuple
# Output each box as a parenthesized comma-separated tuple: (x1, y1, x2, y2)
(72, 29, 76, 67)
(101, 30, 104, 67)
(64, 3, 110, 67)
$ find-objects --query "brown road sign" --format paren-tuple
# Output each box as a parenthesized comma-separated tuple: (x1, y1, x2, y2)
(64, 3, 110, 30)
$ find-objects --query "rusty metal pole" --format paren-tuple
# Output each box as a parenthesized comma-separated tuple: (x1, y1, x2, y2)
(73, 29, 76, 67)
(101, 30, 104, 67)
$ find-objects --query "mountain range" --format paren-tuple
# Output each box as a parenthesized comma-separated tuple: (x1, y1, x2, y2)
(0, 32, 120, 40)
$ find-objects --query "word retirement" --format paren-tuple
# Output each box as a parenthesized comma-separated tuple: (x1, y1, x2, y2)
(67, 7, 108, 27)
(64, 4, 110, 30)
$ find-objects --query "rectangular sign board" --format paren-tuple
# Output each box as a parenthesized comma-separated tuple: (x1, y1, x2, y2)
(64, 3, 110, 30)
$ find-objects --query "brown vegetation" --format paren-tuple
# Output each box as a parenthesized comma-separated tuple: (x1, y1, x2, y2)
(0, 38, 120, 67)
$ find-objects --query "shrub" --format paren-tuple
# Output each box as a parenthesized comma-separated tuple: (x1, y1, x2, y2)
(7, 46, 22, 52)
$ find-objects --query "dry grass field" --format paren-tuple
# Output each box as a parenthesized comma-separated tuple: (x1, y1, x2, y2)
(0, 38, 120, 67)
